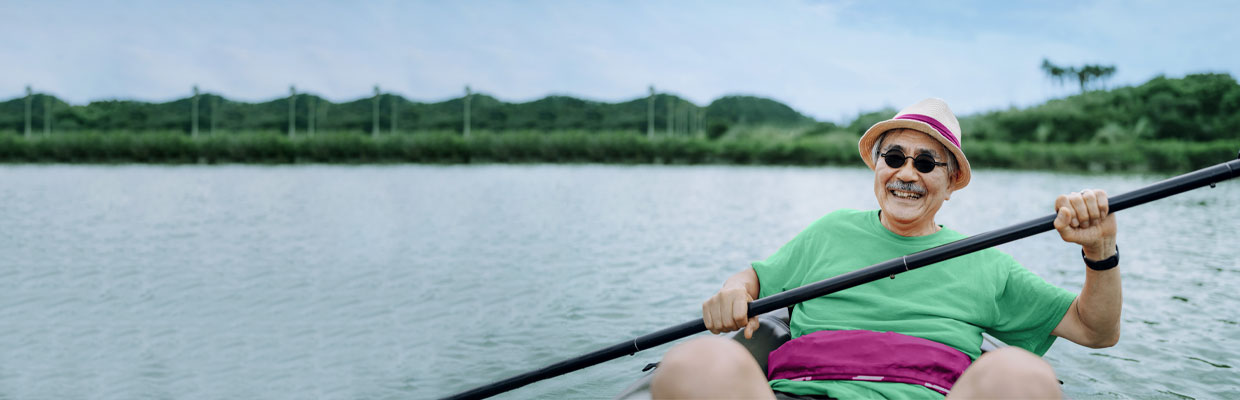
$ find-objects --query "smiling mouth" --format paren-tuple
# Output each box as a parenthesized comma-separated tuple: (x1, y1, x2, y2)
(890, 190, 923, 200)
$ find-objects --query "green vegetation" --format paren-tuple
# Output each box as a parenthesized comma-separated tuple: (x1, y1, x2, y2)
(0, 92, 808, 134)
(1, 73, 1237, 173)
(2, 131, 1234, 174)
(961, 73, 1240, 143)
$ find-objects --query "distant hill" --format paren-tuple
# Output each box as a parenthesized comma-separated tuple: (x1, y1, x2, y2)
(0, 91, 812, 135)
(703, 95, 815, 126)
(963, 73, 1240, 143)
(3, 73, 1236, 143)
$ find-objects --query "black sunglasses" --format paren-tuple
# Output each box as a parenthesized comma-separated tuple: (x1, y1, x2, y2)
(880, 150, 947, 173)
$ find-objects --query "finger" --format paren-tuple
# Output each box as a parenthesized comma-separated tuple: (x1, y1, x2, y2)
(731, 295, 749, 332)
(744, 317, 760, 340)
(1054, 194, 1069, 212)
(1069, 193, 1089, 228)
(1082, 190, 1101, 223)
(720, 296, 736, 331)
(1096, 189, 1109, 216)
(1062, 204, 1080, 230)
(1054, 207, 1072, 231)
(709, 300, 719, 334)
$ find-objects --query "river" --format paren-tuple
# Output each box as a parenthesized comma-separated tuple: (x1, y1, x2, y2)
(0, 164, 1236, 399)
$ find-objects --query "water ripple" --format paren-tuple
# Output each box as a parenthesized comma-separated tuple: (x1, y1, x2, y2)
(0, 165, 1237, 399)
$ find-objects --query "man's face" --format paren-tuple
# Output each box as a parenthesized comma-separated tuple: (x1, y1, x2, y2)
(872, 129, 955, 233)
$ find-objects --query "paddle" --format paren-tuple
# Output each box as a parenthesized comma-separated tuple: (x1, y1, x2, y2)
(444, 153, 1240, 400)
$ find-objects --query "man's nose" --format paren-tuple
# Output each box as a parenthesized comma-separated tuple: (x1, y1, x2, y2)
(894, 159, 920, 180)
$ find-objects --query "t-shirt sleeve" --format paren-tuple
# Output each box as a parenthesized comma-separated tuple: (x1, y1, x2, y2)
(752, 222, 819, 300)
(988, 256, 1078, 356)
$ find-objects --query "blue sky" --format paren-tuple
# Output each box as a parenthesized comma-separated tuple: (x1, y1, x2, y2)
(2, 0, 1237, 122)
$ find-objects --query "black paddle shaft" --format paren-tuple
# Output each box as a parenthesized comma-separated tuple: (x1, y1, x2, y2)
(444, 155, 1240, 400)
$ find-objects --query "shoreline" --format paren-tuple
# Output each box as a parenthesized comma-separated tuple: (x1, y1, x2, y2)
(0, 131, 1235, 174)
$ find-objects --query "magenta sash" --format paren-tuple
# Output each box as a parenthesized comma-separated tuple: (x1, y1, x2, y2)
(766, 330, 972, 395)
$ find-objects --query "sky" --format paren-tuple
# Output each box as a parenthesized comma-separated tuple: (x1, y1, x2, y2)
(2, 0, 1238, 122)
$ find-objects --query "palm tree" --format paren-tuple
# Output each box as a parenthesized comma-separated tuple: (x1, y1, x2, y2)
(1041, 58, 1070, 87)
(1077, 65, 1117, 91)
(1042, 58, 1117, 93)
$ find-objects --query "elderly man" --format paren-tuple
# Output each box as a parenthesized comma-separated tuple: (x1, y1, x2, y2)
(650, 98, 1120, 399)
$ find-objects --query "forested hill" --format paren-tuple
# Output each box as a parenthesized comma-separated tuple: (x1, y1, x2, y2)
(1, 73, 1237, 143)
(0, 91, 812, 134)
(961, 73, 1240, 143)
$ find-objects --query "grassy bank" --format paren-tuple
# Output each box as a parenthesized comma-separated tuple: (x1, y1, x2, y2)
(0, 131, 1235, 174)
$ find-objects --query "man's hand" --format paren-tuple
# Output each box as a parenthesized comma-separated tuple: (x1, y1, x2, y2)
(1054, 189, 1117, 259)
(703, 285, 761, 339)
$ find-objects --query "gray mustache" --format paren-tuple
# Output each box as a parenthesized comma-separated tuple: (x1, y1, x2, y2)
(886, 180, 927, 195)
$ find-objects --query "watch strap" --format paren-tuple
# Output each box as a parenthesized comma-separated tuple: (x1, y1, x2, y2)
(1082, 245, 1119, 271)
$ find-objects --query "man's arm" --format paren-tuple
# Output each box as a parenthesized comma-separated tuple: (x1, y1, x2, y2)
(702, 268, 762, 339)
(1050, 189, 1122, 348)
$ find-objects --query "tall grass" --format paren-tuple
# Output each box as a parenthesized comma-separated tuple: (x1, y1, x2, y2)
(0, 131, 1235, 173)
(965, 140, 1240, 173)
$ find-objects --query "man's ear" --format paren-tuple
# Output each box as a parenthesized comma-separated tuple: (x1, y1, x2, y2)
(945, 172, 959, 201)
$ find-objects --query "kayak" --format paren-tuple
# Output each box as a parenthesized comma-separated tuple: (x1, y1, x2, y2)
(613, 308, 1004, 400)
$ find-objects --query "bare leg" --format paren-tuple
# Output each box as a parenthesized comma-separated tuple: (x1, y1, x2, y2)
(947, 347, 1062, 399)
(650, 336, 775, 399)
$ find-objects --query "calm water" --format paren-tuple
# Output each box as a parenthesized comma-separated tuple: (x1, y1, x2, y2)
(0, 164, 1236, 399)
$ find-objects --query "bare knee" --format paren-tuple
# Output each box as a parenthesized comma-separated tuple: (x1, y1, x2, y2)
(948, 347, 1061, 399)
(651, 337, 773, 399)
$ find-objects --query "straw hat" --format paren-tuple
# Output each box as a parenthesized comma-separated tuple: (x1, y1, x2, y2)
(857, 98, 971, 191)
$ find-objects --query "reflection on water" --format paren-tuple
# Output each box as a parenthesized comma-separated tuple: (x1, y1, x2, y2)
(0, 164, 1236, 399)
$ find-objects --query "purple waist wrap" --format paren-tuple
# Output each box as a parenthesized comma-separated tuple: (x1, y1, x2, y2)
(766, 330, 972, 395)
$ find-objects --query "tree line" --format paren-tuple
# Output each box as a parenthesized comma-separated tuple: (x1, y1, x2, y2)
(0, 89, 811, 137)
(1, 72, 1237, 143)
(962, 72, 1240, 143)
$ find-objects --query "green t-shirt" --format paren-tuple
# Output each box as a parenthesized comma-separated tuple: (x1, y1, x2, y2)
(753, 209, 1076, 398)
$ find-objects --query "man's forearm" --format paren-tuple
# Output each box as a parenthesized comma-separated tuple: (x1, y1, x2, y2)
(1077, 240, 1122, 347)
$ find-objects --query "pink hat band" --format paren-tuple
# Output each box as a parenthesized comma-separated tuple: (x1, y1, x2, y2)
(895, 114, 962, 150)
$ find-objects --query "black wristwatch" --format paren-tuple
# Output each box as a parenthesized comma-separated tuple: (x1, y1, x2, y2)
(1082, 245, 1119, 271)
